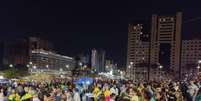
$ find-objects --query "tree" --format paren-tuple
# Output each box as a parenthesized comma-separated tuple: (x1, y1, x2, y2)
(3, 69, 19, 79)
(3, 65, 29, 79)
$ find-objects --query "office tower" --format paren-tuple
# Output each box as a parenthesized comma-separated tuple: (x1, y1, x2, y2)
(150, 12, 182, 79)
(181, 39, 201, 77)
(91, 49, 106, 73)
(98, 50, 106, 72)
(127, 23, 150, 80)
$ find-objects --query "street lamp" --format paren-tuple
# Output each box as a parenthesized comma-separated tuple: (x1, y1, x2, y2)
(9, 64, 13, 68)
(198, 60, 201, 64)
(26, 64, 30, 68)
(159, 65, 163, 69)
(197, 60, 201, 75)
(29, 62, 33, 65)
(130, 62, 135, 80)
(197, 65, 201, 69)
(66, 64, 69, 68)
(128, 65, 131, 78)
(79, 62, 83, 66)
(46, 65, 49, 72)
(159, 65, 163, 80)
(33, 65, 37, 69)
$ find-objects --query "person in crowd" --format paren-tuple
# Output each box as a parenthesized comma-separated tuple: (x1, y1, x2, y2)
(195, 88, 201, 101)
(73, 88, 81, 101)
(0, 75, 199, 101)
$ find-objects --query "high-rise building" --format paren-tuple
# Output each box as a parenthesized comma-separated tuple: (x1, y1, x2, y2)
(181, 39, 201, 77)
(150, 12, 182, 79)
(91, 49, 98, 70)
(127, 23, 150, 80)
(91, 49, 106, 73)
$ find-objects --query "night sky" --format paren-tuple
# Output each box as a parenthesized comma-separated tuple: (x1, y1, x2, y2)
(0, 0, 201, 67)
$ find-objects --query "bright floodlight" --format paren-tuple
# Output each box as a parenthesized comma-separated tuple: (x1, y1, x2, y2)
(198, 60, 201, 64)
(33, 65, 37, 69)
(9, 64, 13, 68)
(29, 62, 32, 65)
(197, 65, 200, 69)
(130, 62, 134, 65)
(106, 65, 109, 68)
(66, 65, 69, 68)
(120, 71, 123, 74)
(79, 62, 83, 66)
(159, 65, 163, 69)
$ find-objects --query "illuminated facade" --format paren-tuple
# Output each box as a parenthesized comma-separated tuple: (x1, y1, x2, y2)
(30, 49, 75, 71)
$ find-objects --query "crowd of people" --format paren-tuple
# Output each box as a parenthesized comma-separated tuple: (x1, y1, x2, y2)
(0, 77, 200, 101)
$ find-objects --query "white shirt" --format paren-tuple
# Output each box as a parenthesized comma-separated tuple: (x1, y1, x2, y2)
(73, 92, 81, 101)
(110, 87, 119, 95)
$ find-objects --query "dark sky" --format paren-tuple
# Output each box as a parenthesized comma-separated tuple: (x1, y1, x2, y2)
(0, 0, 201, 66)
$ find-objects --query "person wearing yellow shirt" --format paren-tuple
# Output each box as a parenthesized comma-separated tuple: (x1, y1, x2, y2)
(93, 87, 101, 101)
(104, 86, 111, 101)
(8, 89, 20, 101)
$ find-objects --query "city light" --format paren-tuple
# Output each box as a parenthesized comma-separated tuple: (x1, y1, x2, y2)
(66, 65, 69, 68)
(29, 62, 33, 65)
(26, 64, 30, 68)
(159, 65, 163, 69)
(79, 62, 83, 66)
(46, 65, 49, 68)
(33, 65, 37, 69)
(198, 60, 201, 64)
(9, 64, 13, 68)
(197, 65, 200, 69)
(106, 65, 109, 68)
(84, 65, 87, 68)
(130, 62, 134, 65)
(128, 65, 131, 68)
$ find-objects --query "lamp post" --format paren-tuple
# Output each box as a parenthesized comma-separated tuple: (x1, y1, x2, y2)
(33, 65, 37, 73)
(46, 65, 49, 71)
(66, 64, 69, 69)
(128, 65, 131, 79)
(159, 65, 163, 80)
(130, 62, 134, 80)
(197, 60, 201, 75)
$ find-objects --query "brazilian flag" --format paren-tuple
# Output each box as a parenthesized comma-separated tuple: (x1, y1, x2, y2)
(20, 93, 32, 101)
(8, 94, 20, 101)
